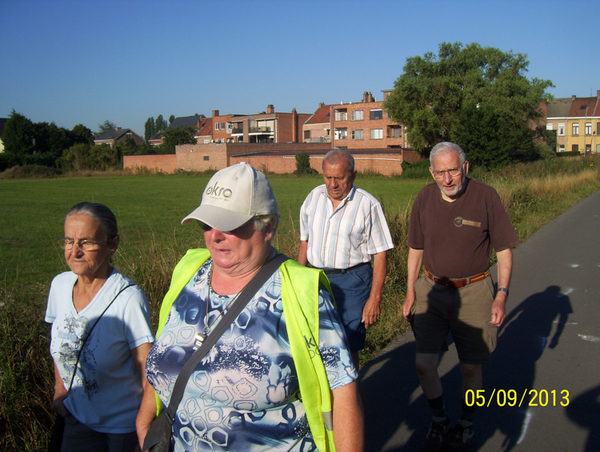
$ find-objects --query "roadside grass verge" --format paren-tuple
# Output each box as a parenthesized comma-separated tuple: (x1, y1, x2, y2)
(1, 155, 599, 451)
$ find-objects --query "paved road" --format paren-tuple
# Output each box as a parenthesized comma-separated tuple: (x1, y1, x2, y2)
(359, 189, 600, 452)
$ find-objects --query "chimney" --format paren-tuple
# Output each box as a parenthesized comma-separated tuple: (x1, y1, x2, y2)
(267, 104, 275, 114)
(363, 91, 369, 102)
(319, 102, 325, 108)
(212, 110, 219, 117)
(369, 92, 375, 102)
(292, 108, 298, 143)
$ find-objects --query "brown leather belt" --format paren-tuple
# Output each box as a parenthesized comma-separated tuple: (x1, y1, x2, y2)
(424, 268, 489, 289)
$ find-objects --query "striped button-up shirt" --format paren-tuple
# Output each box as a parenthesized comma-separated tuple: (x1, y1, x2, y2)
(300, 185, 394, 269)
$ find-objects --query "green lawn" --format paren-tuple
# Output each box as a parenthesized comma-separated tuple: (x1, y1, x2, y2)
(0, 173, 426, 292)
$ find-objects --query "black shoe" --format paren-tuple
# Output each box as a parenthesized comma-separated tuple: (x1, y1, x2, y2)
(421, 418, 450, 452)
(446, 422, 475, 451)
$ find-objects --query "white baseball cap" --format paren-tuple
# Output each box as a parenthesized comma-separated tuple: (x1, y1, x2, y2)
(182, 163, 278, 231)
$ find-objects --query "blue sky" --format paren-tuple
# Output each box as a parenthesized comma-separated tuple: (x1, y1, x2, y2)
(1, 0, 598, 137)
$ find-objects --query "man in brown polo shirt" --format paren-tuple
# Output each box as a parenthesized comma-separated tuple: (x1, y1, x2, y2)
(403, 142, 519, 452)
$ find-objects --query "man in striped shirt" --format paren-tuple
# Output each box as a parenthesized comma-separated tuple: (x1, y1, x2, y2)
(298, 149, 394, 366)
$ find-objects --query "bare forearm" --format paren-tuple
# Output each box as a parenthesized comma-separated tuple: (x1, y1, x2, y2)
(297, 241, 308, 266)
(369, 252, 387, 302)
(332, 381, 364, 452)
(136, 383, 158, 451)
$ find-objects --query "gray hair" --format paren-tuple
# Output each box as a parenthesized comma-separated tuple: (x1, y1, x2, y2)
(253, 214, 280, 238)
(66, 202, 119, 239)
(323, 149, 355, 173)
(429, 142, 466, 166)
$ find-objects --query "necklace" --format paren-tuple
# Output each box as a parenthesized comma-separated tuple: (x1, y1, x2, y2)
(192, 264, 247, 351)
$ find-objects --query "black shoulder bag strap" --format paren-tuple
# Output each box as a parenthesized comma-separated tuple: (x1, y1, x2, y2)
(162, 253, 289, 424)
(67, 283, 135, 393)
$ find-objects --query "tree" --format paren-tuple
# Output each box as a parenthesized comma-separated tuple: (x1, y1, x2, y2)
(161, 126, 197, 153)
(97, 120, 117, 135)
(384, 42, 554, 167)
(144, 117, 156, 142)
(71, 124, 94, 145)
(169, 115, 175, 127)
(156, 115, 167, 132)
(2, 111, 36, 165)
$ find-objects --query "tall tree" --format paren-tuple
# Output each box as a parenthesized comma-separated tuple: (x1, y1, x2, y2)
(97, 120, 117, 135)
(384, 42, 554, 167)
(144, 117, 156, 141)
(155, 115, 166, 132)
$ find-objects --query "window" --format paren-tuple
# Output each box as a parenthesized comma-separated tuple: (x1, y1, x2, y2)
(388, 125, 402, 138)
(585, 123, 592, 135)
(558, 145, 565, 152)
(370, 109, 383, 120)
(572, 144, 579, 153)
(352, 130, 364, 140)
(203, 156, 209, 161)
(335, 110, 348, 121)
(370, 129, 383, 140)
(572, 123, 579, 136)
(220, 122, 225, 130)
(335, 128, 347, 140)
(558, 123, 565, 136)
(351, 110, 363, 121)
(304, 130, 311, 140)
(214, 123, 220, 130)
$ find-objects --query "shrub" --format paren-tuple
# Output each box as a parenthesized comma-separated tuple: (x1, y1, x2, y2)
(0, 165, 59, 179)
(401, 159, 430, 179)
(293, 153, 317, 175)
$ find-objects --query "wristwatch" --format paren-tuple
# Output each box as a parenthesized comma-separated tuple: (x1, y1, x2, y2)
(498, 287, 509, 296)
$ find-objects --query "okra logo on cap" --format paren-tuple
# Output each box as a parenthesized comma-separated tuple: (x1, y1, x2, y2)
(205, 181, 233, 201)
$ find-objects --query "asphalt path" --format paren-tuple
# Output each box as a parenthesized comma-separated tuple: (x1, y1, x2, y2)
(359, 189, 600, 452)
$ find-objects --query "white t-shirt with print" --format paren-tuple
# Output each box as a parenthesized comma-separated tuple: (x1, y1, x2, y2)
(45, 268, 154, 433)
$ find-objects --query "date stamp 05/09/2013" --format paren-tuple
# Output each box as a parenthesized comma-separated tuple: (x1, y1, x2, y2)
(465, 389, 570, 408)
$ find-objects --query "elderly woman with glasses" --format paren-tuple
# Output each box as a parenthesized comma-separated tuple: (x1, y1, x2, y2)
(45, 202, 154, 452)
(137, 163, 363, 452)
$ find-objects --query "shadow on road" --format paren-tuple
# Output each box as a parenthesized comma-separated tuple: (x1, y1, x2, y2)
(359, 285, 572, 451)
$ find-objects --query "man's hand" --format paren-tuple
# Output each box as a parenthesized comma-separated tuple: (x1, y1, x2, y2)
(402, 292, 415, 321)
(362, 296, 380, 328)
(490, 295, 507, 326)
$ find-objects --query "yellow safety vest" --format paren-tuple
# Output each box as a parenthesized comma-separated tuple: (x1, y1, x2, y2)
(155, 248, 336, 452)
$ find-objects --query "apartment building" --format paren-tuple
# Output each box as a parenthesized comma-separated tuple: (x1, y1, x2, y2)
(546, 91, 600, 154)
(330, 91, 407, 150)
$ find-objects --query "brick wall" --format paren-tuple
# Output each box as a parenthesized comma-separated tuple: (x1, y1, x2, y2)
(176, 143, 229, 171)
(124, 143, 417, 176)
(123, 154, 177, 173)
(231, 152, 404, 176)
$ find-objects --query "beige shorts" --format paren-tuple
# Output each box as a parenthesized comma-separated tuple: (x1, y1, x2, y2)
(412, 274, 498, 364)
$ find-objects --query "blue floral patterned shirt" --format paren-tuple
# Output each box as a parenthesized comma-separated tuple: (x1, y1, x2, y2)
(146, 259, 357, 451)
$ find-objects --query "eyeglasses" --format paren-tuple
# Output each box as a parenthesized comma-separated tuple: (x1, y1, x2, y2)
(432, 164, 465, 179)
(58, 238, 107, 251)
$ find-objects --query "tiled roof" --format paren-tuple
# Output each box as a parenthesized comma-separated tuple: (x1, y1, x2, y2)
(95, 128, 132, 141)
(305, 105, 331, 125)
(546, 98, 573, 118)
(171, 115, 204, 129)
(196, 117, 213, 136)
(568, 97, 597, 117)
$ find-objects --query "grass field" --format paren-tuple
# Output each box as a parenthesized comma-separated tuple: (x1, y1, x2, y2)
(1, 157, 599, 452)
